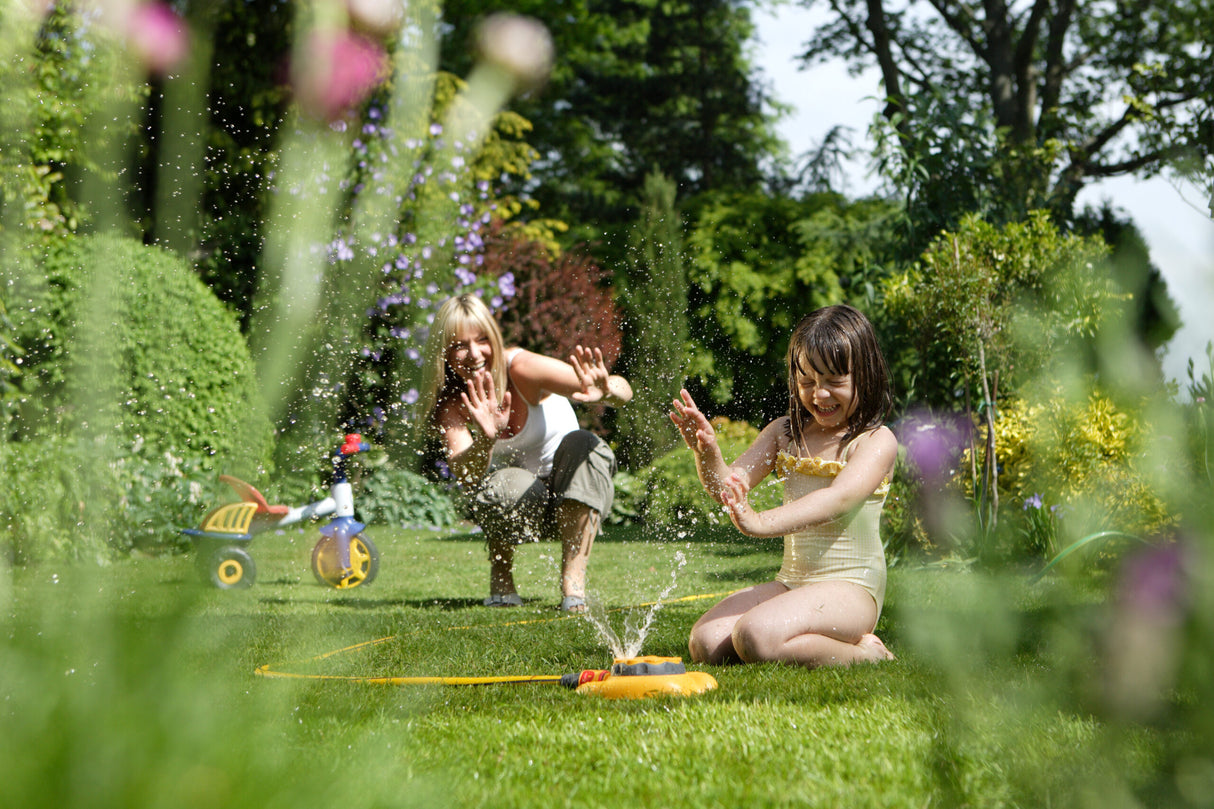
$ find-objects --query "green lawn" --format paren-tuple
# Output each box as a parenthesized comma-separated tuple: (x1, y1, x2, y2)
(0, 523, 1166, 808)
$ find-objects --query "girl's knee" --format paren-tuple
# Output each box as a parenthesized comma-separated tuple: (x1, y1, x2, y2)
(687, 631, 709, 664)
(688, 624, 735, 665)
(731, 617, 778, 664)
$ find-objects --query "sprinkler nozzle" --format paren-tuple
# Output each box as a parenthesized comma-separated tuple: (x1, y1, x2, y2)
(560, 669, 610, 689)
(569, 656, 718, 699)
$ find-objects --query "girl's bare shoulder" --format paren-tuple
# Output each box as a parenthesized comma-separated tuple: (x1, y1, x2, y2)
(757, 416, 795, 452)
(846, 425, 898, 473)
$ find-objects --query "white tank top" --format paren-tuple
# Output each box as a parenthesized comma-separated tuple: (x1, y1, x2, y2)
(489, 350, 581, 478)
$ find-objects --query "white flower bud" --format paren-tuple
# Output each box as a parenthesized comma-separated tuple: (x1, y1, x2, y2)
(475, 13, 553, 93)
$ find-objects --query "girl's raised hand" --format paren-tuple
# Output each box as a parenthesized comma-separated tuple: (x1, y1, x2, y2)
(669, 389, 718, 455)
(460, 369, 511, 440)
(569, 345, 611, 403)
(721, 476, 762, 536)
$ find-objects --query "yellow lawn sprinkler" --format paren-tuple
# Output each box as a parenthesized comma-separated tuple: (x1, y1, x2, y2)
(561, 656, 717, 699)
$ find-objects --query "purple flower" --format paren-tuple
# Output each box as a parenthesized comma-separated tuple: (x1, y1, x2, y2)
(497, 272, 516, 298)
(1023, 493, 1044, 510)
(1118, 541, 1189, 613)
(897, 409, 966, 483)
(330, 238, 355, 262)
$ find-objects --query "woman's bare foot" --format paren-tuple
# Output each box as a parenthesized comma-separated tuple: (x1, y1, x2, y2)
(856, 633, 896, 663)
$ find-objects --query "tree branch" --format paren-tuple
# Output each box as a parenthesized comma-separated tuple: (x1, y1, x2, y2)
(862, 0, 910, 125)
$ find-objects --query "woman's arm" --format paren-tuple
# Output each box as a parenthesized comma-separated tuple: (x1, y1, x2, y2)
(438, 370, 511, 484)
(507, 347, 632, 407)
(722, 426, 898, 539)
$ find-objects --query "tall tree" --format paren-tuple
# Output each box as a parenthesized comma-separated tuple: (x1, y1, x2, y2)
(614, 171, 690, 468)
(800, 0, 1214, 238)
(438, 0, 784, 247)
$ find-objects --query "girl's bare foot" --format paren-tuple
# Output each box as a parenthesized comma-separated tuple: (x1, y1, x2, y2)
(856, 633, 896, 663)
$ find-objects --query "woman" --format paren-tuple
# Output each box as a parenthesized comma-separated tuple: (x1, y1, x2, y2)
(418, 294, 631, 611)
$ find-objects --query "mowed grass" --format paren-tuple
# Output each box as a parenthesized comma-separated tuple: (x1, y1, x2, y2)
(1, 522, 1163, 808)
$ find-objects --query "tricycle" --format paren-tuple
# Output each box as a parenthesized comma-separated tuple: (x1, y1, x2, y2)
(183, 434, 380, 590)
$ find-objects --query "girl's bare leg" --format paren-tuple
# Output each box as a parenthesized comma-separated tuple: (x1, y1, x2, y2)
(688, 581, 790, 664)
(731, 580, 894, 668)
(555, 500, 598, 601)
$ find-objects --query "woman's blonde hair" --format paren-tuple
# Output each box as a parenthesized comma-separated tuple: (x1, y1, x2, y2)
(417, 294, 508, 430)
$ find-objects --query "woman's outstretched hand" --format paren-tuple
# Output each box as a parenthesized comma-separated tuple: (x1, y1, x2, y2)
(569, 345, 612, 403)
(461, 369, 511, 440)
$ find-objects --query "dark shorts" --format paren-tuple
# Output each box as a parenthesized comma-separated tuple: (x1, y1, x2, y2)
(464, 430, 616, 545)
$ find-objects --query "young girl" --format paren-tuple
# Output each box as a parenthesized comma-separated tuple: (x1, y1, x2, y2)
(418, 294, 632, 611)
(669, 304, 898, 668)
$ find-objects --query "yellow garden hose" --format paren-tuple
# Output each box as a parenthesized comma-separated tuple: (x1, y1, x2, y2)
(254, 591, 732, 692)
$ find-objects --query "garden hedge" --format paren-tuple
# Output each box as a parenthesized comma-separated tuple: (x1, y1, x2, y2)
(4, 232, 272, 468)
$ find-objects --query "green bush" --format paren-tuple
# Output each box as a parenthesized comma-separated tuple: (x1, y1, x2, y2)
(0, 432, 222, 564)
(356, 465, 461, 530)
(3, 233, 272, 470)
(641, 417, 783, 527)
(962, 392, 1175, 559)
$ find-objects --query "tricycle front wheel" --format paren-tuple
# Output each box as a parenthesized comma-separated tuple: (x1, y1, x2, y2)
(311, 534, 379, 589)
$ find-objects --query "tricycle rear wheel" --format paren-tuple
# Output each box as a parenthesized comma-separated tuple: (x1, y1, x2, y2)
(198, 544, 256, 589)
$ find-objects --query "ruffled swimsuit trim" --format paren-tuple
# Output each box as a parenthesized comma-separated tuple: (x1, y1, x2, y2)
(775, 450, 890, 497)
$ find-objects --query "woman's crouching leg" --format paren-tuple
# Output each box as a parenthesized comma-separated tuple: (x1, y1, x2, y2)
(548, 431, 616, 602)
(464, 468, 547, 599)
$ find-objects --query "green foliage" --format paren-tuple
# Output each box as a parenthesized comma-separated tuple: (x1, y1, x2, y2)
(1072, 202, 1181, 354)
(805, 0, 1214, 233)
(879, 452, 928, 565)
(3, 233, 272, 470)
(641, 417, 782, 526)
(0, 5, 144, 238)
(884, 212, 1123, 408)
(614, 170, 690, 468)
(964, 393, 1176, 556)
(0, 432, 219, 564)
(1185, 343, 1214, 492)
(188, 0, 294, 320)
(357, 465, 461, 530)
(685, 189, 899, 420)
(438, 0, 783, 259)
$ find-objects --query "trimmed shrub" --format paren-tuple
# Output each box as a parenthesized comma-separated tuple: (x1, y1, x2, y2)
(1, 233, 273, 563)
(4, 233, 272, 469)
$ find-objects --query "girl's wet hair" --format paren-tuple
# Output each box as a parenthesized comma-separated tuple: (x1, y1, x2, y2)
(787, 304, 893, 452)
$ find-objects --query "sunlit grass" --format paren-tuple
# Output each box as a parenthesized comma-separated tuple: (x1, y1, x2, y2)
(1, 523, 1172, 808)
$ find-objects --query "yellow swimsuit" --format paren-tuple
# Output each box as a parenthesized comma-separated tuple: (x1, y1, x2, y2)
(773, 449, 890, 616)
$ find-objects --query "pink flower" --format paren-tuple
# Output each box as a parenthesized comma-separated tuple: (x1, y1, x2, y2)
(294, 29, 389, 122)
(125, 2, 189, 74)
